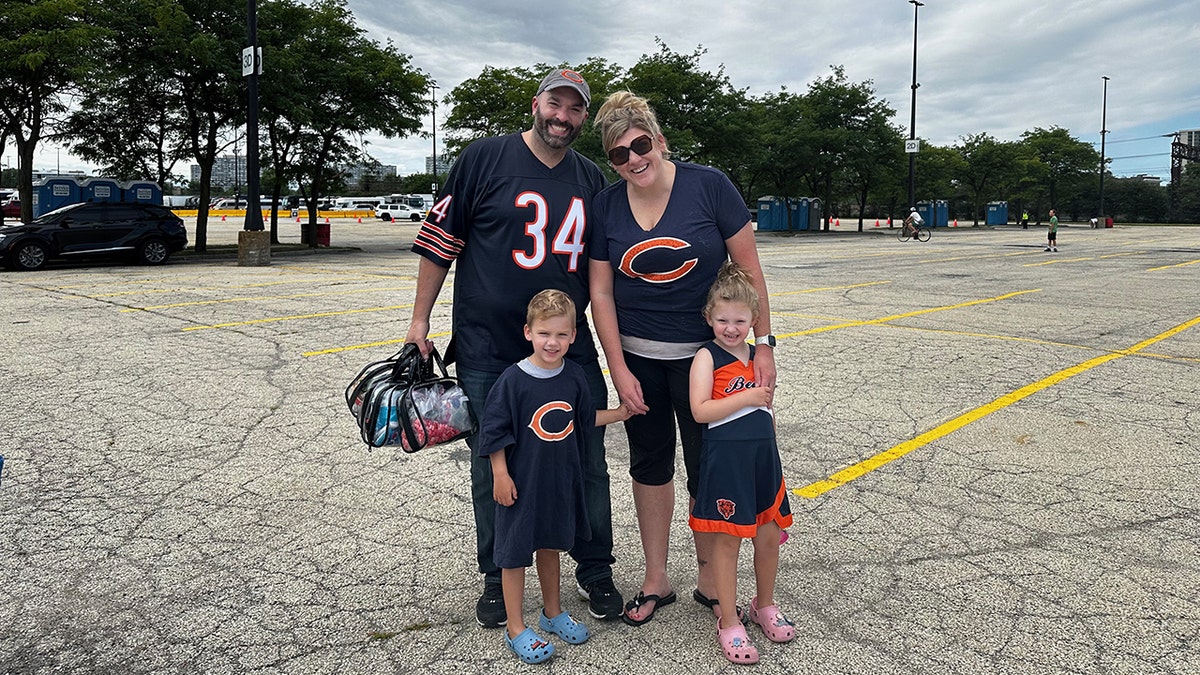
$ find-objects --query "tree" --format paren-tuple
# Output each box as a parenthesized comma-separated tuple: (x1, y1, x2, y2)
(64, 0, 187, 186)
(955, 133, 1022, 225)
(0, 0, 104, 222)
(1019, 127, 1100, 213)
(258, 0, 430, 245)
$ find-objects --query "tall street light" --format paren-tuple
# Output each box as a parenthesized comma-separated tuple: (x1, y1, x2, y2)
(431, 84, 439, 196)
(243, 0, 263, 232)
(907, 0, 924, 211)
(1098, 76, 1109, 223)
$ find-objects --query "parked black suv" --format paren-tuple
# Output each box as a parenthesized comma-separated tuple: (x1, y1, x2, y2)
(0, 201, 188, 271)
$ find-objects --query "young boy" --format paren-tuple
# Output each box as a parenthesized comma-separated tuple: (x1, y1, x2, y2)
(1045, 209, 1059, 252)
(478, 289, 630, 665)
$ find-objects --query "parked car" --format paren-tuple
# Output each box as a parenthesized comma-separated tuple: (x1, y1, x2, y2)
(0, 201, 188, 271)
(375, 203, 424, 222)
(2, 199, 19, 219)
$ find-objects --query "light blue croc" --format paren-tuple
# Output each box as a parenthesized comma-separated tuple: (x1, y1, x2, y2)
(539, 609, 590, 645)
(503, 627, 555, 664)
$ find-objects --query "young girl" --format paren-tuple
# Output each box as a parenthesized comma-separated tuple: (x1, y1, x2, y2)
(688, 261, 795, 665)
(479, 290, 630, 665)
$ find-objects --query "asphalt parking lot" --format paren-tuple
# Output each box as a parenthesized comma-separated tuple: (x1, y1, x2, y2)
(2, 219, 1198, 675)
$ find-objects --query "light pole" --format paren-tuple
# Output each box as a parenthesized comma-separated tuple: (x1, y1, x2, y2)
(907, 0, 924, 211)
(243, 0, 263, 232)
(431, 84, 439, 196)
(1098, 76, 1109, 224)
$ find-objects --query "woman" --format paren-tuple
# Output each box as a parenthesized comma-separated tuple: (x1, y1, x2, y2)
(588, 91, 776, 626)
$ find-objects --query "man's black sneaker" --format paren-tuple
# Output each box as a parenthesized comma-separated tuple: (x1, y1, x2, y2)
(476, 584, 507, 628)
(577, 577, 623, 621)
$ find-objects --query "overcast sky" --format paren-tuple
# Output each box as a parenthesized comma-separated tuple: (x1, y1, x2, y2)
(30, 0, 1200, 184)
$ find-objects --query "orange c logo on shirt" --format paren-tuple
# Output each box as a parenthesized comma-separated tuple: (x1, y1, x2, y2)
(529, 401, 575, 442)
(618, 237, 698, 284)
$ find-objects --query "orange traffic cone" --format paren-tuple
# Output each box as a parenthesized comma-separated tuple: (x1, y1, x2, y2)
(296, 215, 301, 223)
(357, 217, 362, 223)
(325, 217, 330, 224)
(953, 219, 958, 227)
(874, 219, 880, 227)
(221, 214, 226, 221)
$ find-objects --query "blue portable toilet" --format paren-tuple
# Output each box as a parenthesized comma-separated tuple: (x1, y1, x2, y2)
(80, 177, 122, 203)
(934, 199, 949, 227)
(123, 180, 163, 205)
(986, 201, 1008, 225)
(786, 198, 808, 231)
(756, 197, 785, 231)
(31, 176, 83, 217)
(916, 200, 934, 228)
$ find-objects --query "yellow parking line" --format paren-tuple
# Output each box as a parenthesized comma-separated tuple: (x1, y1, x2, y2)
(182, 304, 413, 331)
(1023, 257, 1093, 266)
(1098, 251, 1146, 259)
(303, 331, 453, 357)
(90, 280, 306, 297)
(772, 281, 891, 296)
(1148, 259, 1200, 271)
(778, 289, 1040, 338)
(121, 286, 414, 311)
(793, 314, 1200, 499)
(919, 251, 1040, 263)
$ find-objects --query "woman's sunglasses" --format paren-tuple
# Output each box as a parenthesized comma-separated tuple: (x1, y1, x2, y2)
(607, 134, 654, 166)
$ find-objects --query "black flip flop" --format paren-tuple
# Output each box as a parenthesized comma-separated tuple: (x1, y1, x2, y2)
(692, 588, 745, 622)
(621, 590, 677, 626)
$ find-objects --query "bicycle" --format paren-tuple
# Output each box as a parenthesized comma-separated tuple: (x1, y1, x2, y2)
(898, 225, 931, 242)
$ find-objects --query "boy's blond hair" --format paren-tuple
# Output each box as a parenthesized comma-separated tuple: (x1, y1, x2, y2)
(526, 288, 576, 326)
(703, 261, 759, 321)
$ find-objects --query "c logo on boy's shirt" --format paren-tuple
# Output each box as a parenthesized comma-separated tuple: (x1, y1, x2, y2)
(618, 237, 698, 284)
(529, 401, 575, 442)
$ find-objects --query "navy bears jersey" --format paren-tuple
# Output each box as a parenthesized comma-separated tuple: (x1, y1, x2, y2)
(412, 133, 608, 373)
(589, 162, 750, 344)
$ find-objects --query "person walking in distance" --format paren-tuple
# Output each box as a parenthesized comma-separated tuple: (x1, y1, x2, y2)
(403, 68, 625, 628)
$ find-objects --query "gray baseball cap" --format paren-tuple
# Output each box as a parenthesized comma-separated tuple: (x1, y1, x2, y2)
(536, 68, 590, 107)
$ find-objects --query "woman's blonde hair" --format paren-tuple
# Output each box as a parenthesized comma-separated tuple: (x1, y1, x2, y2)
(594, 90, 670, 160)
(703, 261, 759, 321)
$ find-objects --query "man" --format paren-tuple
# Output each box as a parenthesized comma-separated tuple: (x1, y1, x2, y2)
(403, 68, 623, 628)
(1021, 210, 1030, 229)
(1045, 209, 1059, 252)
(903, 206, 924, 240)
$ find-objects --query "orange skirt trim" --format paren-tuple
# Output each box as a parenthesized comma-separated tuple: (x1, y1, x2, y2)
(688, 482, 794, 539)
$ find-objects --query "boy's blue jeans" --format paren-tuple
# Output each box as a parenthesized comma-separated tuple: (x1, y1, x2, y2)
(457, 360, 616, 587)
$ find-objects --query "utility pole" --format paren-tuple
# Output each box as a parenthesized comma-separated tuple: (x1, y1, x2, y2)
(238, 0, 269, 265)
(431, 84, 439, 196)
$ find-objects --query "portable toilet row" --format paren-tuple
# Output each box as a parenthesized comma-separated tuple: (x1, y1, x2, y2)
(916, 199, 949, 227)
(31, 176, 163, 217)
(986, 201, 1009, 225)
(755, 197, 822, 231)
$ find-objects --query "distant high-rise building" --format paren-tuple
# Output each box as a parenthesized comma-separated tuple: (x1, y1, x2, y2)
(426, 155, 452, 177)
(343, 163, 397, 188)
(1176, 129, 1200, 171)
(191, 155, 247, 190)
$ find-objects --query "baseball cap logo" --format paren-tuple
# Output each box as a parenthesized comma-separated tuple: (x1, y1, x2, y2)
(560, 69, 584, 84)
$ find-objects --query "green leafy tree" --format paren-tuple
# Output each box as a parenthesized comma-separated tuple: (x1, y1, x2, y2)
(0, 0, 103, 222)
(258, 0, 429, 245)
(1019, 127, 1100, 214)
(955, 133, 1022, 225)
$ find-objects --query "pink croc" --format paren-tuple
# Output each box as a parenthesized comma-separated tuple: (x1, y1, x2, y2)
(748, 596, 795, 643)
(717, 619, 759, 665)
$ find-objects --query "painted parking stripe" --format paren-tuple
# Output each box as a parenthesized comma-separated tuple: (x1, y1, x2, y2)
(771, 281, 891, 297)
(182, 304, 414, 331)
(1148, 259, 1200, 271)
(303, 331, 453, 357)
(121, 285, 414, 311)
(779, 289, 1040, 338)
(793, 314, 1200, 499)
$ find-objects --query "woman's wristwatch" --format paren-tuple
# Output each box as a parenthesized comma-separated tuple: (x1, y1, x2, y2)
(755, 335, 777, 347)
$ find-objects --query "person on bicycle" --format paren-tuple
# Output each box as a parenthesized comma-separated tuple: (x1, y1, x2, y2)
(903, 207, 924, 240)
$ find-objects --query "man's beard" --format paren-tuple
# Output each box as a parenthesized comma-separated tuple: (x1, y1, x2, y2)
(533, 109, 581, 150)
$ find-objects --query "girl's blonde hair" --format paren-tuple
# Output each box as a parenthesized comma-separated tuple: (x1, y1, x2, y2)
(703, 261, 759, 321)
(593, 90, 670, 160)
(527, 288, 576, 326)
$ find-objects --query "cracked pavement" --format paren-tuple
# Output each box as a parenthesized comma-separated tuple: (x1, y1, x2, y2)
(2, 220, 1197, 674)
